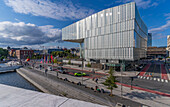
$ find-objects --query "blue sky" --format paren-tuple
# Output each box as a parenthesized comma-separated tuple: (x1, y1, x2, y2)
(0, 0, 169, 49)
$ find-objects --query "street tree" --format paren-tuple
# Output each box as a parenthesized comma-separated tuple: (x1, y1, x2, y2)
(103, 68, 118, 96)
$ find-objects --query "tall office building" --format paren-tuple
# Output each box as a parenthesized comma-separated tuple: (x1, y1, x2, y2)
(147, 33, 152, 47)
(62, 2, 148, 63)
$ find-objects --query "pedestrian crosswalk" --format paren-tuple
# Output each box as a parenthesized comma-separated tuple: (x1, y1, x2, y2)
(137, 76, 169, 83)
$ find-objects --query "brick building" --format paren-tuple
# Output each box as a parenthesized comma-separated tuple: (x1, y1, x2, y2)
(16, 50, 34, 59)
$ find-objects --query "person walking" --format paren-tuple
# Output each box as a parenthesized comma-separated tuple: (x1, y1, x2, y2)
(45, 68, 48, 76)
(56, 71, 59, 77)
(40, 65, 42, 70)
(95, 78, 98, 83)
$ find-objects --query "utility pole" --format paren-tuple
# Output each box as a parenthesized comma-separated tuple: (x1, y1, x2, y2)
(80, 43, 83, 84)
(82, 57, 83, 84)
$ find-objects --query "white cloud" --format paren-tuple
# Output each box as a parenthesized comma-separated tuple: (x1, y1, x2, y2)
(165, 13, 170, 19)
(116, 0, 158, 9)
(149, 20, 170, 33)
(4, 0, 94, 20)
(0, 21, 62, 46)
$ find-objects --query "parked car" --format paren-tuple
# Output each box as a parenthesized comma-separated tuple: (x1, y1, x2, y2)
(57, 66, 66, 74)
(74, 72, 86, 76)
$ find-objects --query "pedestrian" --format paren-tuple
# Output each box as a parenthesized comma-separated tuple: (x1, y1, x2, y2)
(56, 71, 58, 77)
(92, 69, 95, 74)
(95, 78, 98, 83)
(40, 65, 42, 70)
(45, 69, 48, 75)
(95, 86, 98, 91)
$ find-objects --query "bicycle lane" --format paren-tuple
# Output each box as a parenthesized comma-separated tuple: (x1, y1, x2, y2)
(138, 64, 151, 76)
(161, 64, 169, 80)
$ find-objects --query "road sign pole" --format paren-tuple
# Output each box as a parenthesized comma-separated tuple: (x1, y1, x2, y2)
(131, 77, 133, 90)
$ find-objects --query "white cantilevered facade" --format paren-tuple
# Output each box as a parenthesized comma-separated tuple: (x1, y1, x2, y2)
(62, 2, 148, 62)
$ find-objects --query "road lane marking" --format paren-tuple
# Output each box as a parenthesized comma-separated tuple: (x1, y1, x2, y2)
(161, 79, 164, 82)
(157, 78, 160, 82)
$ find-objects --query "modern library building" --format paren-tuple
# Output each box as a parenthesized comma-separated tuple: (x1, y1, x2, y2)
(62, 2, 148, 64)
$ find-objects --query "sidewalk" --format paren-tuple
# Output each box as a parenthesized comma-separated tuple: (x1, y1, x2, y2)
(62, 64, 109, 75)
(33, 66, 170, 107)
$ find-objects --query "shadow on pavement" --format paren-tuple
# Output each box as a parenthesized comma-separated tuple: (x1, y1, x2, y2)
(124, 91, 161, 100)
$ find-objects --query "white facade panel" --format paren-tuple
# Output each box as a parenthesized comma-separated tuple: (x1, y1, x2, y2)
(62, 2, 147, 61)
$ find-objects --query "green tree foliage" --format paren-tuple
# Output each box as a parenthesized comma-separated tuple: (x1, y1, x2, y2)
(51, 50, 79, 59)
(87, 62, 91, 67)
(54, 58, 58, 63)
(102, 68, 118, 96)
(68, 60, 71, 64)
(31, 55, 42, 59)
(0, 48, 8, 61)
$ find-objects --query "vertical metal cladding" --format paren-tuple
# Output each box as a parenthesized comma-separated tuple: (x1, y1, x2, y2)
(62, 2, 148, 61)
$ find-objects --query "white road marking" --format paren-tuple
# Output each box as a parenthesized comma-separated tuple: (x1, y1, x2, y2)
(161, 79, 164, 82)
(157, 78, 160, 82)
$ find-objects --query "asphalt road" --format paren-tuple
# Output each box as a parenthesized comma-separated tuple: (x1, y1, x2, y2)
(53, 66, 105, 78)
(117, 76, 170, 94)
(33, 63, 106, 79)
(145, 64, 161, 78)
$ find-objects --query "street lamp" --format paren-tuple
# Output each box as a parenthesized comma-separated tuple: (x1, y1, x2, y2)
(120, 60, 125, 98)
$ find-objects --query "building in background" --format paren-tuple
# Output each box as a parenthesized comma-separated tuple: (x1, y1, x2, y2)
(8, 48, 21, 57)
(62, 2, 148, 65)
(147, 47, 167, 59)
(167, 35, 170, 57)
(147, 33, 152, 47)
(70, 48, 80, 56)
(43, 49, 64, 54)
(16, 49, 34, 59)
(33, 50, 43, 55)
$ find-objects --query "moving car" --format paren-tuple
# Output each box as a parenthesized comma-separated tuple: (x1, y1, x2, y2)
(57, 66, 66, 74)
(74, 72, 86, 76)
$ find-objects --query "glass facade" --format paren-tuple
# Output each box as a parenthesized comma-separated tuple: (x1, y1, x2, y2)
(62, 2, 148, 61)
(147, 33, 152, 47)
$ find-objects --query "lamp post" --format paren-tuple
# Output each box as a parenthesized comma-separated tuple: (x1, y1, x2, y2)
(121, 62, 123, 98)
(121, 60, 125, 98)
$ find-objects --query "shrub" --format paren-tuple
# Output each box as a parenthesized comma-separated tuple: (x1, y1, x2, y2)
(87, 62, 91, 67)
(68, 60, 71, 64)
